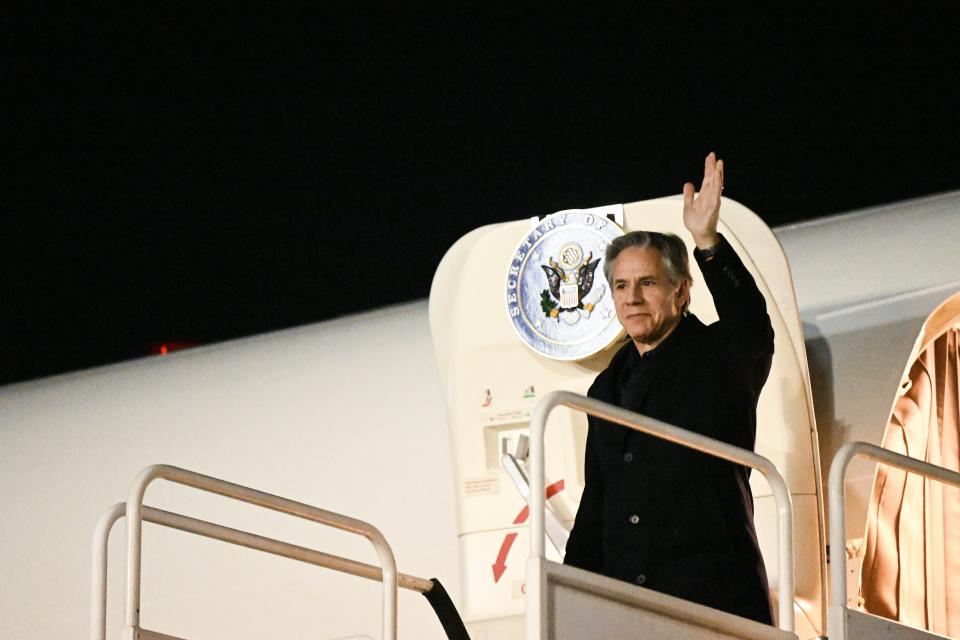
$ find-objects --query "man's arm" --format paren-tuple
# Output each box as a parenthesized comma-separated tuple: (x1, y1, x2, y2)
(563, 421, 604, 571)
(683, 152, 773, 350)
(694, 234, 774, 355)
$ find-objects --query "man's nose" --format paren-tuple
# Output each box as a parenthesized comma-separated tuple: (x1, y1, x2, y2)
(626, 285, 645, 304)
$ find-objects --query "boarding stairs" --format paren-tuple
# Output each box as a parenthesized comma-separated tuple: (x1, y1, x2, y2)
(93, 392, 960, 640)
(91, 465, 470, 640)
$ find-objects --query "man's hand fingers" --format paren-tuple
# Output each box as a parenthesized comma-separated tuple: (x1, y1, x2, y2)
(699, 154, 723, 202)
(683, 182, 695, 207)
(684, 153, 723, 241)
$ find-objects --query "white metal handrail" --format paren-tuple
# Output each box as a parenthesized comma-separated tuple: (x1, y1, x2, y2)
(92, 502, 434, 640)
(527, 390, 795, 633)
(124, 465, 399, 640)
(827, 441, 960, 640)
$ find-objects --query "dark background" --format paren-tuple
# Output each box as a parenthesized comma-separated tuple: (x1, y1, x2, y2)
(4, 3, 958, 385)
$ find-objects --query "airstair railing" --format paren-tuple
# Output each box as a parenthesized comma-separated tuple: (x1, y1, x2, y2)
(123, 464, 401, 640)
(527, 391, 795, 633)
(828, 441, 960, 640)
(92, 501, 453, 640)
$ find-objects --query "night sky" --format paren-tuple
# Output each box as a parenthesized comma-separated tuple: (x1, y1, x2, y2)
(4, 4, 958, 385)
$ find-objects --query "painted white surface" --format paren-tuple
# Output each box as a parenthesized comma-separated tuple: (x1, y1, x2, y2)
(774, 191, 960, 312)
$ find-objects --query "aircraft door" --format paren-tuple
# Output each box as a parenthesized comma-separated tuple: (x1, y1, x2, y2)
(429, 196, 826, 638)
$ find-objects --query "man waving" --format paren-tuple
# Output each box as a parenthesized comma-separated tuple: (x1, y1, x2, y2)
(564, 153, 776, 624)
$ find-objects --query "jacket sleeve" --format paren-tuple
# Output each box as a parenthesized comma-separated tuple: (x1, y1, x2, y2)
(695, 234, 774, 352)
(563, 418, 604, 572)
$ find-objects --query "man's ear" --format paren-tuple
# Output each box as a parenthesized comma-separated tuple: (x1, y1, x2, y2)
(676, 280, 691, 308)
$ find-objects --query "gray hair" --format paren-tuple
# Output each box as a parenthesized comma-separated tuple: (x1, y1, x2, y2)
(603, 231, 693, 313)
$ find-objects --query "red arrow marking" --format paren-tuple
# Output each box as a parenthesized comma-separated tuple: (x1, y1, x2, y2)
(492, 532, 517, 582)
(512, 479, 565, 524)
(493, 479, 566, 583)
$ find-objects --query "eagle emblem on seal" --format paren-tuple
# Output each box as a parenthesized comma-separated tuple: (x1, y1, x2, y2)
(538, 243, 604, 325)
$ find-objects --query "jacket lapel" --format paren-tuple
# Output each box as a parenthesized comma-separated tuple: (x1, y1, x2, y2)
(588, 342, 632, 450)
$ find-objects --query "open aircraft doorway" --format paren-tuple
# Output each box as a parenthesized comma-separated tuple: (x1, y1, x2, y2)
(860, 292, 960, 636)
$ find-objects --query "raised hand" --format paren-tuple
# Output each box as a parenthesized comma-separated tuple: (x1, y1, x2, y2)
(682, 152, 724, 249)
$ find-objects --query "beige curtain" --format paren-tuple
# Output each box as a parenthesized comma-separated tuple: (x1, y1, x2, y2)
(861, 328, 960, 635)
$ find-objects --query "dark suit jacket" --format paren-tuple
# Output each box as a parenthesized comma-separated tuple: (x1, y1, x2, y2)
(563, 234, 775, 624)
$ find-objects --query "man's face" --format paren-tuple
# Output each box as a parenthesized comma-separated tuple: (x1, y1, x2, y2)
(611, 246, 689, 352)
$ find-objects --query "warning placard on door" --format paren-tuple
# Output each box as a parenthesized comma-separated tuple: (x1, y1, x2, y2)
(464, 476, 500, 497)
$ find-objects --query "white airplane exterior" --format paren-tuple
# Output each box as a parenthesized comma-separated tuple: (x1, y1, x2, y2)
(1, 191, 958, 640)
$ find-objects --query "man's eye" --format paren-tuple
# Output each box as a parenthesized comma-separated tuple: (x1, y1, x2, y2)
(615, 283, 626, 289)
(642, 280, 655, 287)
